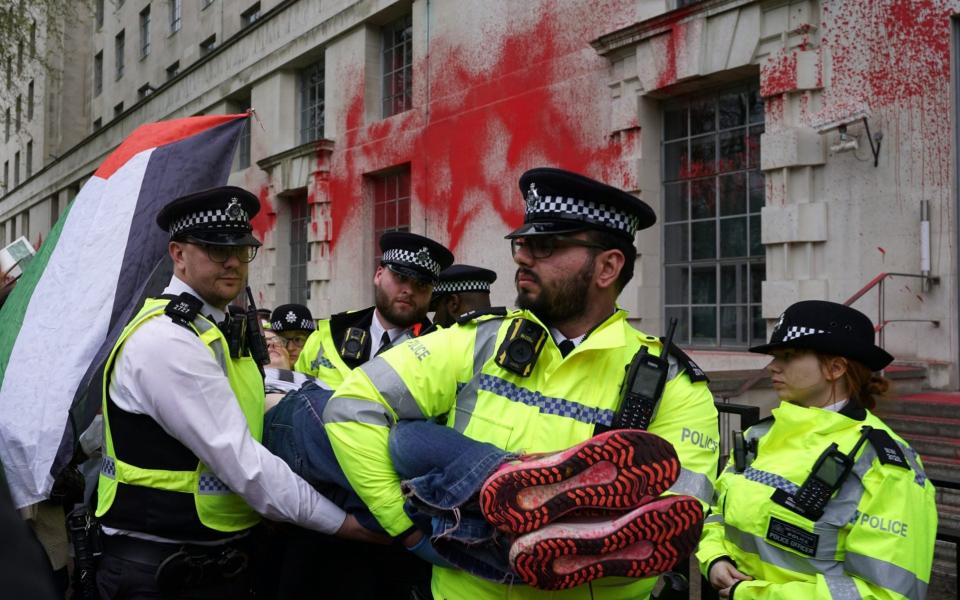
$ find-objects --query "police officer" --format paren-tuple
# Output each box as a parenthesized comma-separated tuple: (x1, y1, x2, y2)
(428, 263, 498, 329)
(269, 303, 315, 365)
(294, 232, 453, 387)
(697, 301, 937, 599)
(95, 187, 380, 600)
(324, 168, 720, 599)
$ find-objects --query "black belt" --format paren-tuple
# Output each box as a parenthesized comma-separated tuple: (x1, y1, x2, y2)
(101, 533, 247, 567)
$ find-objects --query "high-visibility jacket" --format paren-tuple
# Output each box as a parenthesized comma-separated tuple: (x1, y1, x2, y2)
(294, 306, 428, 389)
(696, 401, 937, 599)
(326, 309, 719, 599)
(96, 297, 264, 540)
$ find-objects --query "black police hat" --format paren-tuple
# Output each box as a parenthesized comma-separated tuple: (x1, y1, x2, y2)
(749, 300, 893, 371)
(505, 168, 656, 241)
(270, 303, 316, 333)
(379, 232, 454, 284)
(432, 264, 498, 299)
(156, 186, 261, 247)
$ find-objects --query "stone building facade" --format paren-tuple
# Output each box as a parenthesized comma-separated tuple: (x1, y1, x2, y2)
(0, 0, 955, 388)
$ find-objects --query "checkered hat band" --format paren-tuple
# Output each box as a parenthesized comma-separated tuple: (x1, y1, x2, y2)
(527, 195, 641, 235)
(434, 279, 491, 294)
(781, 326, 827, 341)
(170, 207, 251, 235)
(382, 248, 441, 276)
(272, 319, 316, 331)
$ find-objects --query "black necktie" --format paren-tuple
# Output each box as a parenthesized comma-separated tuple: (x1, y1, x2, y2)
(375, 331, 392, 356)
(558, 339, 575, 358)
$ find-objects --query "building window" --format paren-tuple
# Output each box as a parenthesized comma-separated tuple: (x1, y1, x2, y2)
(50, 194, 59, 224)
(4, 108, 9, 142)
(289, 193, 310, 304)
(27, 80, 33, 120)
(139, 6, 151, 58)
(662, 86, 765, 348)
(15, 96, 21, 132)
(94, 51, 103, 96)
(381, 15, 412, 118)
(115, 30, 125, 80)
(169, 0, 181, 34)
(137, 83, 153, 100)
(29, 22, 36, 58)
(199, 34, 217, 57)
(17, 41, 23, 75)
(25, 140, 32, 177)
(166, 60, 180, 80)
(20, 211, 28, 242)
(372, 169, 411, 259)
(241, 2, 261, 28)
(235, 99, 251, 170)
(114, 102, 124, 118)
(93, 117, 102, 131)
(3, 162, 8, 193)
(299, 60, 324, 144)
(14, 152, 20, 187)
(95, 0, 104, 29)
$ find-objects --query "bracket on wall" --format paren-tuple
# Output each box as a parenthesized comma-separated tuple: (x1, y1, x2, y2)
(860, 117, 883, 167)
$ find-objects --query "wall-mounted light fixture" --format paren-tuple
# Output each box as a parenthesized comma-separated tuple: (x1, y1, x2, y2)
(812, 108, 883, 167)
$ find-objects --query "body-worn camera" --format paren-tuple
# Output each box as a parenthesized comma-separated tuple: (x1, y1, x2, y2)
(340, 327, 369, 361)
(495, 318, 547, 377)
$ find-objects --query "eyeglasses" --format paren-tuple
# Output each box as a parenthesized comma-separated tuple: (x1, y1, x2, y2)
(510, 235, 609, 259)
(185, 240, 258, 263)
(279, 334, 309, 348)
(265, 335, 288, 350)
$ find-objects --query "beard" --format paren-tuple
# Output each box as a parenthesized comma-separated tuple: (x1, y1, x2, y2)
(515, 258, 594, 325)
(375, 284, 426, 328)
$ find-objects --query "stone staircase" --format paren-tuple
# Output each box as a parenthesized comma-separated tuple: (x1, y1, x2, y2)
(875, 368, 960, 600)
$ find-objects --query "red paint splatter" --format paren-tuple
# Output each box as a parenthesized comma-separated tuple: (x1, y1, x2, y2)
(323, 2, 638, 251)
(250, 185, 276, 242)
(761, 50, 798, 98)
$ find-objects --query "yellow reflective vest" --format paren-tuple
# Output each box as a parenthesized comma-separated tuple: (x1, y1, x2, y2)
(326, 309, 719, 599)
(696, 401, 937, 599)
(96, 297, 264, 538)
(294, 318, 353, 389)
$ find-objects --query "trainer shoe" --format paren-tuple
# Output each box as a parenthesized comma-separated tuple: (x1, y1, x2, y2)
(508, 495, 703, 590)
(479, 429, 680, 534)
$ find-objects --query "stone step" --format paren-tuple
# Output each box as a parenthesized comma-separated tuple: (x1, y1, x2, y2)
(900, 433, 960, 460)
(936, 484, 960, 511)
(920, 455, 960, 485)
(931, 539, 958, 600)
(884, 363, 930, 395)
(880, 391, 960, 418)
(880, 413, 960, 439)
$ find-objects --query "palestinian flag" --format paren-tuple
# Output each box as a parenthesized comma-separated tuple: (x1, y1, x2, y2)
(0, 114, 249, 508)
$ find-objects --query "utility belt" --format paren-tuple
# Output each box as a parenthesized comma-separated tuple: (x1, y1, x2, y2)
(101, 533, 252, 594)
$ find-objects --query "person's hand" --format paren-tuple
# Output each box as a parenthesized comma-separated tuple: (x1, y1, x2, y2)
(334, 514, 391, 545)
(710, 559, 752, 596)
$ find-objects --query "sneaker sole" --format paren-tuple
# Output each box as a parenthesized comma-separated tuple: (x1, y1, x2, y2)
(480, 429, 681, 534)
(509, 495, 704, 590)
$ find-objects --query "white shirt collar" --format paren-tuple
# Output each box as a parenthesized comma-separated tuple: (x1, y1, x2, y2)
(549, 328, 586, 348)
(164, 275, 227, 323)
(370, 309, 402, 351)
(821, 398, 849, 412)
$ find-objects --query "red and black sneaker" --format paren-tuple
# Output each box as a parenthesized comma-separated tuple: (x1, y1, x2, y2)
(508, 495, 704, 590)
(479, 429, 681, 535)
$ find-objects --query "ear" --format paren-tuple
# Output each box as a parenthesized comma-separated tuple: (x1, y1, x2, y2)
(446, 293, 461, 315)
(822, 356, 849, 382)
(373, 265, 384, 286)
(169, 241, 185, 271)
(594, 249, 625, 291)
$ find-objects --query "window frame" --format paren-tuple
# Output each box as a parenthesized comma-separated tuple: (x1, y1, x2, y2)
(288, 193, 311, 305)
(115, 30, 125, 80)
(298, 59, 325, 144)
(380, 15, 413, 118)
(94, 51, 103, 96)
(169, 0, 181, 34)
(139, 6, 151, 58)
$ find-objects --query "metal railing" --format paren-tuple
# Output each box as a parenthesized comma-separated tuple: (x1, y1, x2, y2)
(843, 272, 940, 349)
(929, 477, 960, 597)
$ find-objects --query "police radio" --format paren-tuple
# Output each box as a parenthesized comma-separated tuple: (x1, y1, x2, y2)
(609, 317, 678, 431)
(244, 287, 270, 372)
(340, 327, 369, 361)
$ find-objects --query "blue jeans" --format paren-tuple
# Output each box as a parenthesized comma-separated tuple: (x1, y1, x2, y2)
(263, 383, 517, 582)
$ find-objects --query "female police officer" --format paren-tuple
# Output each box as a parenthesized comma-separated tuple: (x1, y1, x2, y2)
(697, 300, 937, 599)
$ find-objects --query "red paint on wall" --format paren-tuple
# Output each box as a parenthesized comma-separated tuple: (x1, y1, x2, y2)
(321, 1, 638, 252)
(250, 185, 276, 242)
(760, 51, 798, 98)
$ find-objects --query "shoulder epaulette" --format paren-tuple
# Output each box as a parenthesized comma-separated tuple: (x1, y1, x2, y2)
(456, 306, 509, 325)
(163, 292, 204, 332)
(866, 428, 910, 469)
(660, 340, 709, 383)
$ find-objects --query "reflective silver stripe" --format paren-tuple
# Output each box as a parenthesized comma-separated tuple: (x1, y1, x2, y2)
(705, 513, 724, 525)
(742, 467, 800, 495)
(900, 444, 928, 486)
(844, 552, 927, 600)
(192, 316, 228, 374)
(666, 351, 680, 382)
(668, 468, 714, 503)
(360, 358, 426, 419)
(453, 319, 501, 433)
(197, 472, 232, 495)
(724, 523, 844, 576)
(478, 374, 615, 426)
(322, 396, 394, 427)
(825, 575, 862, 600)
(745, 419, 774, 444)
(101, 456, 116, 479)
